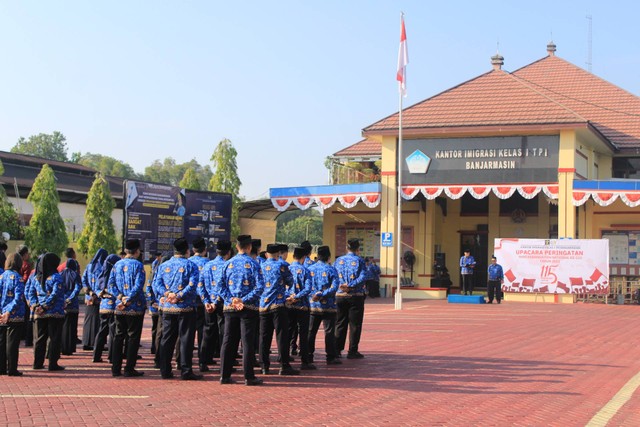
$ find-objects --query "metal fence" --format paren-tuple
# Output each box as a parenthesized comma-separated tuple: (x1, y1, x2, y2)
(578, 277, 640, 304)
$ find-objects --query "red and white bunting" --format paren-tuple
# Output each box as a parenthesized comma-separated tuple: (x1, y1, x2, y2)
(492, 186, 517, 200)
(468, 186, 492, 199)
(572, 191, 590, 206)
(271, 192, 382, 212)
(292, 196, 315, 210)
(517, 185, 542, 199)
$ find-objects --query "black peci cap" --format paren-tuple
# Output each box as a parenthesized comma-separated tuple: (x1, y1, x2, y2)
(237, 235, 252, 246)
(293, 246, 306, 259)
(174, 238, 189, 253)
(192, 237, 206, 251)
(125, 239, 140, 251)
(251, 239, 262, 249)
(266, 244, 280, 254)
(317, 245, 330, 258)
(217, 240, 232, 251)
(347, 238, 360, 251)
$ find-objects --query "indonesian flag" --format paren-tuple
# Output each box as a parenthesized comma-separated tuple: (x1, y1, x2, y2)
(396, 15, 408, 96)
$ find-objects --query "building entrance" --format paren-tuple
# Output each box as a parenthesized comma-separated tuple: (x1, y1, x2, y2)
(459, 231, 488, 291)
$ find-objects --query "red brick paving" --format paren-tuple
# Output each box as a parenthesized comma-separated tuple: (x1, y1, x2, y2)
(1, 299, 640, 426)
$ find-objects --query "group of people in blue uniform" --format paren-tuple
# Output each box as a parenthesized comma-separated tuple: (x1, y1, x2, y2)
(0, 235, 371, 384)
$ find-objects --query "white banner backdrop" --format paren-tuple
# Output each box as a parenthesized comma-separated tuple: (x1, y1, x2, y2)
(494, 238, 609, 294)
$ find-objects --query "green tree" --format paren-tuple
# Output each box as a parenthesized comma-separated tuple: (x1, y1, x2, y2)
(179, 167, 201, 190)
(144, 157, 212, 186)
(0, 160, 24, 240)
(209, 138, 242, 239)
(276, 210, 323, 245)
(77, 173, 119, 255)
(25, 164, 69, 256)
(76, 153, 140, 179)
(11, 131, 69, 161)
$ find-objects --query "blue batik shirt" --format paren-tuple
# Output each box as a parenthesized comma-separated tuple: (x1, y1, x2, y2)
(0, 269, 26, 322)
(28, 273, 65, 319)
(287, 261, 312, 310)
(108, 257, 146, 316)
(308, 261, 339, 313)
(189, 255, 209, 307)
(303, 257, 315, 268)
(201, 256, 226, 305)
(460, 256, 476, 275)
(488, 263, 504, 281)
(82, 263, 102, 305)
(334, 252, 367, 298)
(259, 257, 292, 312)
(62, 268, 81, 314)
(219, 253, 264, 312)
(152, 256, 198, 313)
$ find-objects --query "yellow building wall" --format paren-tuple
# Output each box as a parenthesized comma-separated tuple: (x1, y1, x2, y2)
(239, 218, 276, 247)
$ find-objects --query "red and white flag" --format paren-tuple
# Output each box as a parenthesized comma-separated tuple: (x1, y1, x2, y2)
(396, 15, 408, 97)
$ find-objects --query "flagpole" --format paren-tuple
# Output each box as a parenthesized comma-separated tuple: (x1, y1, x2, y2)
(395, 12, 405, 310)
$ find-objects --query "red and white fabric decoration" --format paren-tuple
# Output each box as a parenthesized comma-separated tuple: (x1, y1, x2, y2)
(396, 15, 408, 97)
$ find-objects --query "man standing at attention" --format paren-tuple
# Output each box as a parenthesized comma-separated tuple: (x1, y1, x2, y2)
(487, 256, 504, 304)
(460, 249, 476, 296)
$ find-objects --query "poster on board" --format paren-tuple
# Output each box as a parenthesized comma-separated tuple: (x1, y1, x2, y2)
(494, 238, 609, 294)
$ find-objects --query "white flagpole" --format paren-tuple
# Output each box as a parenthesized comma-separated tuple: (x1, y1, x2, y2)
(395, 13, 405, 310)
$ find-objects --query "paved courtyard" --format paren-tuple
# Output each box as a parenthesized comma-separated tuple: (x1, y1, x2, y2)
(2, 299, 640, 426)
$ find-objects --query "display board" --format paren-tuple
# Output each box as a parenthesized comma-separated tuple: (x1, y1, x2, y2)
(124, 180, 232, 260)
(494, 238, 609, 294)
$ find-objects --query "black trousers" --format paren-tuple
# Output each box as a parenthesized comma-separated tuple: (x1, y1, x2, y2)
(93, 313, 114, 362)
(290, 319, 299, 352)
(461, 274, 474, 294)
(214, 302, 225, 358)
(34, 317, 63, 368)
(200, 308, 220, 365)
(23, 302, 33, 345)
(259, 307, 290, 369)
(150, 314, 159, 354)
(159, 311, 196, 377)
(308, 312, 338, 362)
(194, 304, 205, 360)
(82, 303, 100, 348)
(154, 312, 163, 365)
(62, 312, 79, 354)
(0, 323, 24, 374)
(220, 310, 258, 380)
(288, 308, 310, 364)
(111, 314, 144, 374)
(335, 296, 365, 354)
(487, 280, 502, 303)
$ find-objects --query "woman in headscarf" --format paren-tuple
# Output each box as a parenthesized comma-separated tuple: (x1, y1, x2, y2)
(0, 253, 26, 376)
(28, 252, 65, 371)
(92, 254, 120, 363)
(81, 249, 108, 351)
(61, 259, 82, 355)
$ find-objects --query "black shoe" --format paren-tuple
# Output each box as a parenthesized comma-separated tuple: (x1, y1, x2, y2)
(48, 365, 65, 371)
(0, 371, 6, 375)
(92, 358, 103, 363)
(261, 368, 270, 375)
(61, 352, 73, 356)
(153, 362, 161, 369)
(220, 377, 234, 384)
(136, 355, 142, 360)
(291, 349, 298, 356)
(8, 371, 23, 377)
(279, 367, 300, 376)
(252, 360, 260, 368)
(335, 352, 342, 359)
(327, 359, 342, 365)
(199, 364, 210, 372)
(82, 346, 93, 351)
(33, 365, 44, 370)
(124, 369, 144, 377)
(182, 372, 204, 381)
(112, 371, 122, 377)
(347, 352, 365, 359)
(245, 378, 263, 386)
(300, 363, 317, 370)
(161, 372, 174, 379)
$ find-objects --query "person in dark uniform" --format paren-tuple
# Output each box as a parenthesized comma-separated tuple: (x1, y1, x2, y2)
(108, 239, 146, 377)
(60, 259, 82, 355)
(188, 238, 209, 370)
(81, 249, 108, 351)
(147, 252, 162, 354)
(0, 253, 26, 376)
(287, 246, 315, 370)
(334, 238, 367, 359)
(460, 249, 476, 295)
(17, 245, 33, 347)
(28, 253, 66, 371)
(219, 235, 264, 386)
(259, 244, 298, 376)
(153, 238, 202, 380)
(199, 240, 232, 371)
(92, 254, 119, 363)
(486, 256, 504, 304)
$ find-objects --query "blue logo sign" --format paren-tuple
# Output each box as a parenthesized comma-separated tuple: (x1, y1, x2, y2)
(406, 149, 431, 174)
(381, 232, 393, 247)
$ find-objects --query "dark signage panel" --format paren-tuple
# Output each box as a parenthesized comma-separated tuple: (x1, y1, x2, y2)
(401, 135, 559, 185)
(124, 181, 232, 260)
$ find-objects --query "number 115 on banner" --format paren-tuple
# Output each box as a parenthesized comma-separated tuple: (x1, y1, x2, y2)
(381, 232, 393, 247)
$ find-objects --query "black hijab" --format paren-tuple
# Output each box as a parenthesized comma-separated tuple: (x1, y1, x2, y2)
(36, 253, 61, 287)
(62, 258, 81, 291)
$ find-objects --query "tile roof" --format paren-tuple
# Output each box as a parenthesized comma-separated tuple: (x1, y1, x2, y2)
(333, 138, 381, 158)
(363, 54, 640, 151)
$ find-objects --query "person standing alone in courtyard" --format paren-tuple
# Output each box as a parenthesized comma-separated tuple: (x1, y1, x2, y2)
(486, 256, 504, 304)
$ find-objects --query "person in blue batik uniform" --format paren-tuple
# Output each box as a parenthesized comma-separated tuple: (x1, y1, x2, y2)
(81, 248, 107, 351)
(108, 239, 146, 377)
(146, 252, 162, 355)
(92, 254, 119, 363)
(153, 238, 202, 381)
(307, 245, 341, 365)
(219, 235, 265, 386)
(61, 259, 82, 356)
(258, 244, 298, 376)
(28, 253, 66, 371)
(287, 246, 315, 370)
(289, 240, 313, 356)
(199, 240, 233, 372)
(0, 253, 26, 376)
(487, 255, 504, 304)
(188, 238, 208, 372)
(460, 249, 476, 295)
(334, 238, 368, 360)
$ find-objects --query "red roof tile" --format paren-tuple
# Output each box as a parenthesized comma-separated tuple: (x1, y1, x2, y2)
(363, 55, 640, 151)
(333, 138, 381, 158)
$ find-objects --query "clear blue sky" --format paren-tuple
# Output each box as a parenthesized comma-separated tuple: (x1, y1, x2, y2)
(1, 1, 638, 199)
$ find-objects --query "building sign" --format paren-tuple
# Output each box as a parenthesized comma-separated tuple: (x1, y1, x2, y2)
(125, 180, 232, 260)
(401, 135, 559, 185)
(381, 232, 393, 247)
(494, 238, 609, 294)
